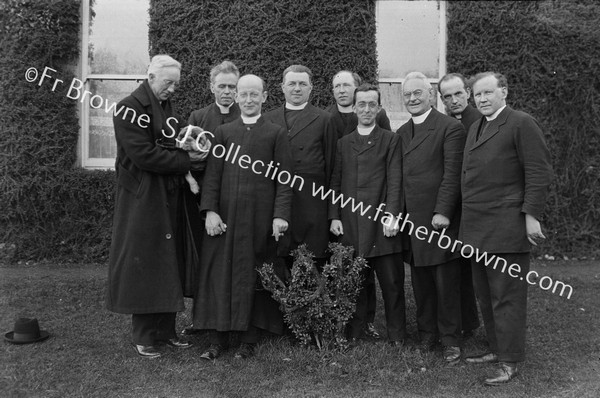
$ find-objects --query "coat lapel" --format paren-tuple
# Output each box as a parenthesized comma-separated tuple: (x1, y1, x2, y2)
(288, 104, 319, 139)
(403, 109, 436, 155)
(469, 106, 511, 150)
(351, 126, 381, 155)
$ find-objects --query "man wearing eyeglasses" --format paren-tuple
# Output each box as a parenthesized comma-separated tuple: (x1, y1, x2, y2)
(397, 71, 466, 364)
(329, 84, 406, 345)
(461, 72, 553, 385)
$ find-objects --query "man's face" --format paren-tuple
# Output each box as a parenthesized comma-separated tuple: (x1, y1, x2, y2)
(211, 72, 238, 106)
(354, 90, 380, 127)
(402, 78, 433, 116)
(332, 72, 357, 107)
(472, 75, 507, 116)
(282, 72, 312, 106)
(439, 77, 470, 116)
(148, 66, 180, 101)
(236, 76, 267, 117)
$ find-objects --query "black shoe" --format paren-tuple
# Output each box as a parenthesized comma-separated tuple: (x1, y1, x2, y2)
(234, 343, 255, 359)
(484, 362, 518, 386)
(200, 344, 225, 360)
(365, 323, 381, 339)
(443, 346, 461, 364)
(466, 352, 498, 364)
(181, 326, 203, 335)
(132, 343, 161, 358)
(159, 337, 193, 349)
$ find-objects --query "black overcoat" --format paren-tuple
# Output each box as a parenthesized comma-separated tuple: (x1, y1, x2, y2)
(397, 108, 466, 267)
(263, 104, 336, 258)
(107, 81, 191, 314)
(460, 106, 553, 253)
(329, 126, 403, 258)
(192, 117, 293, 332)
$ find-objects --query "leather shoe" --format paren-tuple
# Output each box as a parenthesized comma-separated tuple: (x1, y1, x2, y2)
(200, 343, 226, 360)
(443, 346, 461, 364)
(365, 323, 381, 339)
(132, 343, 161, 358)
(159, 337, 193, 349)
(181, 326, 202, 335)
(484, 362, 518, 386)
(466, 352, 498, 364)
(234, 343, 255, 359)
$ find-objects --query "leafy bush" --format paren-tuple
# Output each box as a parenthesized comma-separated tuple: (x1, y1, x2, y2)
(258, 243, 368, 349)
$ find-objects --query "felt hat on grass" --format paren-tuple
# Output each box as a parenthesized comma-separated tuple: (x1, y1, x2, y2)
(4, 317, 50, 344)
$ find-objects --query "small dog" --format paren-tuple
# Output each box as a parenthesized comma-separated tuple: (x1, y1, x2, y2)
(177, 125, 211, 194)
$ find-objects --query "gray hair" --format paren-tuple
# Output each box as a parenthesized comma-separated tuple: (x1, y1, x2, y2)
(210, 60, 240, 84)
(404, 71, 432, 89)
(147, 54, 181, 77)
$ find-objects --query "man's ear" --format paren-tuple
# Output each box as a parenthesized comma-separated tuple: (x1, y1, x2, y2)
(262, 91, 268, 103)
(466, 87, 472, 97)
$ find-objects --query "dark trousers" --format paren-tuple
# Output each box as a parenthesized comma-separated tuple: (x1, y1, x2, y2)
(365, 271, 377, 324)
(132, 312, 177, 345)
(348, 253, 406, 341)
(411, 259, 461, 346)
(471, 252, 529, 363)
(459, 257, 480, 332)
(209, 325, 259, 346)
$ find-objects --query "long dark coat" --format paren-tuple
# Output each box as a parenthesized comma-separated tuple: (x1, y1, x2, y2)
(326, 104, 392, 138)
(192, 117, 293, 332)
(454, 104, 481, 130)
(329, 126, 403, 258)
(263, 104, 337, 258)
(397, 108, 466, 267)
(460, 106, 553, 253)
(107, 81, 191, 314)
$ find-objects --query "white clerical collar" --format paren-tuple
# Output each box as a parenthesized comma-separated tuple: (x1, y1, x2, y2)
(215, 102, 233, 114)
(241, 114, 261, 124)
(485, 105, 507, 121)
(337, 103, 353, 114)
(357, 125, 375, 136)
(411, 107, 433, 124)
(285, 102, 308, 110)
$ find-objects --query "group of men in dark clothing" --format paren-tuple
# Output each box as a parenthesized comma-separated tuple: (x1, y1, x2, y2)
(107, 55, 553, 387)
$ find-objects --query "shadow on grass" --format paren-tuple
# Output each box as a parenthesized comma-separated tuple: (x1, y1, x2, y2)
(1, 261, 599, 397)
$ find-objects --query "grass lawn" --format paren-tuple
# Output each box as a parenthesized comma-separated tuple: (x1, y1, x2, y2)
(1, 259, 599, 398)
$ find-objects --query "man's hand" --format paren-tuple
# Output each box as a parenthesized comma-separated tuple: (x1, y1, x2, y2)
(383, 217, 399, 237)
(525, 213, 546, 246)
(272, 218, 288, 242)
(205, 211, 227, 236)
(431, 213, 450, 230)
(188, 150, 208, 162)
(330, 219, 344, 236)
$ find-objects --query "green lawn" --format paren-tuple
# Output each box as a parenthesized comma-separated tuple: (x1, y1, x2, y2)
(1, 260, 598, 397)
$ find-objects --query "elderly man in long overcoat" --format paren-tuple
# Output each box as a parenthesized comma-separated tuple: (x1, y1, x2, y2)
(397, 72, 466, 364)
(263, 65, 337, 266)
(193, 74, 293, 360)
(107, 55, 201, 358)
(462, 72, 553, 386)
(329, 84, 406, 345)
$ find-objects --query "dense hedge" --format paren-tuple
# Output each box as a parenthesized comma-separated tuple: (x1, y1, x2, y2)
(0, 0, 114, 262)
(149, 0, 379, 118)
(447, 0, 600, 255)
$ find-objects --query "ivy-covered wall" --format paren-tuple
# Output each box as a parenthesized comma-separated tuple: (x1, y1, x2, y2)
(1, 0, 598, 262)
(447, 0, 600, 255)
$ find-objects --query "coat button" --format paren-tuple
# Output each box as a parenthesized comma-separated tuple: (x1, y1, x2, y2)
(166, 234, 172, 239)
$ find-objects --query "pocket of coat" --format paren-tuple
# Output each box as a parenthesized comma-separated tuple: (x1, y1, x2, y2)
(117, 164, 141, 197)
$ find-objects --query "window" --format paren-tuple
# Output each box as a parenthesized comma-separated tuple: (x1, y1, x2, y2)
(376, 0, 447, 130)
(80, 0, 150, 168)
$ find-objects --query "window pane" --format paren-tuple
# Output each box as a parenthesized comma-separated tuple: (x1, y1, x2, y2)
(377, 0, 441, 79)
(89, 0, 150, 74)
(88, 80, 142, 159)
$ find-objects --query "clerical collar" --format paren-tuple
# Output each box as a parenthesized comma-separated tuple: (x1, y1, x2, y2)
(454, 113, 462, 120)
(485, 105, 507, 121)
(337, 104, 353, 114)
(412, 107, 432, 125)
(357, 125, 375, 136)
(285, 102, 308, 110)
(241, 114, 261, 124)
(216, 102, 233, 114)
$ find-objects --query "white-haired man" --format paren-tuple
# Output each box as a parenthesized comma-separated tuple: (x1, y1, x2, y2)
(107, 54, 203, 358)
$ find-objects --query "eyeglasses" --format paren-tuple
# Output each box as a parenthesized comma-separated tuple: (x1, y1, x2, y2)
(402, 89, 425, 99)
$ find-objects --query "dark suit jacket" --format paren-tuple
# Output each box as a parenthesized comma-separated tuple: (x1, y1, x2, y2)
(263, 103, 337, 257)
(397, 108, 466, 267)
(455, 104, 481, 131)
(188, 103, 241, 132)
(326, 104, 392, 138)
(460, 106, 553, 253)
(329, 126, 403, 258)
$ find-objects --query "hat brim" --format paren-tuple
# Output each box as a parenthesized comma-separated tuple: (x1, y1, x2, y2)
(4, 331, 50, 344)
